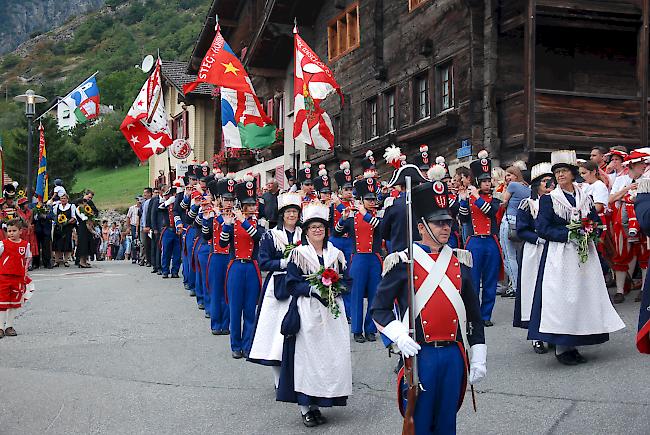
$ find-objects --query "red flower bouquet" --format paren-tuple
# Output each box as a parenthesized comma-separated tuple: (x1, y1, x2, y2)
(306, 266, 345, 318)
(567, 217, 603, 264)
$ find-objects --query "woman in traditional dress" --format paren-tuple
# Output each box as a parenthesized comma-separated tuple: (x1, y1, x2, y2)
(74, 199, 94, 268)
(277, 202, 351, 428)
(528, 150, 625, 365)
(52, 194, 76, 267)
(514, 162, 554, 354)
(248, 192, 302, 388)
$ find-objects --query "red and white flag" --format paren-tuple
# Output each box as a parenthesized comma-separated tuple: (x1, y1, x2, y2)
(293, 27, 343, 151)
(120, 58, 173, 161)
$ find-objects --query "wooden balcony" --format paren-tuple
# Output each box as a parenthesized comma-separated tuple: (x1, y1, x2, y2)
(498, 89, 648, 152)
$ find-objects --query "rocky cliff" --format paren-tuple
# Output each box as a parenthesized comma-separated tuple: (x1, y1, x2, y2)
(0, 0, 106, 55)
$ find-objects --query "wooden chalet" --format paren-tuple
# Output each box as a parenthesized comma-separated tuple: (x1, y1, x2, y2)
(183, 0, 649, 183)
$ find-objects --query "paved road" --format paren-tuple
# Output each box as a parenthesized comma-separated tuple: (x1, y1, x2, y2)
(0, 261, 649, 434)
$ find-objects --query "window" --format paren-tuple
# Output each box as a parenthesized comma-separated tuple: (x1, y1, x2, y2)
(439, 63, 454, 111)
(384, 90, 396, 132)
(171, 112, 187, 140)
(367, 98, 378, 139)
(409, 0, 429, 11)
(415, 74, 430, 121)
(327, 3, 360, 61)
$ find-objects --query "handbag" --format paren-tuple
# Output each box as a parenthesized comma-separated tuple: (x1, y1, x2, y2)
(507, 217, 521, 242)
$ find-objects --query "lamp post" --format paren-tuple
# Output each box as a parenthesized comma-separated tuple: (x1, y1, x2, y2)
(14, 90, 46, 201)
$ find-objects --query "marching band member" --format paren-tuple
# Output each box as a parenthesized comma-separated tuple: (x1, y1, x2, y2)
(297, 162, 317, 204)
(331, 161, 355, 321)
(514, 162, 554, 354)
(458, 150, 502, 326)
(248, 193, 302, 388)
(528, 150, 624, 365)
(159, 185, 181, 279)
(608, 149, 650, 303)
(430, 159, 461, 248)
(178, 168, 199, 295)
(277, 201, 351, 427)
(189, 184, 208, 312)
(335, 170, 382, 343)
(633, 178, 650, 353)
(371, 177, 486, 435)
(220, 175, 265, 359)
(381, 146, 427, 253)
(413, 144, 432, 172)
(202, 176, 236, 335)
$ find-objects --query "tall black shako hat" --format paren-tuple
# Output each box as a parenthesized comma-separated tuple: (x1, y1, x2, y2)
(412, 165, 452, 221)
(235, 174, 257, 205)
(334, 160, 354, 189)
(298, 162, 314, 185)
(217, 174, 237, 200)
(313, 166, 333, 194)
(469, 150, 492, 185)
(361, 150, 376, 170)
(285, 167, 297, 183)
(354, 171, 378, 200)
(413, 144, 432, 171)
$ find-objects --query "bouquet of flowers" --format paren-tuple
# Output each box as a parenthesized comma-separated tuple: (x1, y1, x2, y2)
(566, 217, 603, 264)
(57, 213, 68, 227)
(83, 204, 100, 225)
(33, 203, 49, 217)
(283, 243, 298, 259)
(306, 266, 345, 318)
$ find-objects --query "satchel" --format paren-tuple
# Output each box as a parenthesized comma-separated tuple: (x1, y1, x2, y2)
(280, 298, 300, 336)
(507, 218, 521, 242)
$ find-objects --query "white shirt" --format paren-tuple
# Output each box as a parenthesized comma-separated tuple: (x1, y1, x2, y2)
(583, 180, 609, 206)
(610, 174, 632, 199)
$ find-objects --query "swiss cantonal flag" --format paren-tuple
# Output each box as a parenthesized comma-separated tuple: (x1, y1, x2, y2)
(120, 58, 172, 161)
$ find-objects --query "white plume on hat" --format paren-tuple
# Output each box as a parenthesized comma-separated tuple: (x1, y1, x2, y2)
(427, 165, 447, 181)
(302, 201, 330, 224)
(244, 173, 254, 182)
(12, 181, 18, 188)
(318, 168, 328, 177)
(435, 156, 446, 165)
(419, 144, 428, 152)
(278, 192, 302, 211)
(226, 172, 236, 179)
(339, 161, 350, 170)
(383, 145, 402, 163)
(303, 161, 311, 168)
(477, 150, 489, 159)
(365, 150, 374, 158)
(364, 169, 375, 179)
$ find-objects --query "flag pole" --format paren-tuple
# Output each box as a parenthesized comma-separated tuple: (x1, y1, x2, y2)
(35, 70, 99, 121)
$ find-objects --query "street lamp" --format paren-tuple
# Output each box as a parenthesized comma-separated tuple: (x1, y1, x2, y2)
(14, 89, 47, 201)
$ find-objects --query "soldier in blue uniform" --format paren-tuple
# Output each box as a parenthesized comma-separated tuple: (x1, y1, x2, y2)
(177, 168, 198, 296)
(331, 161, 355, 321)
(371, 178, 487, 435)
(220, 175, 265, 359)
(201, 177, 233, 335)
(335, 171, 382, 343)
(297, 162, 317, 204)
(158, 186, 181, 279)
(189, 178, 211, 314)
(381, 161, 427, 253)
(458, 150, 502, 327)
(634, 178, 650, 354)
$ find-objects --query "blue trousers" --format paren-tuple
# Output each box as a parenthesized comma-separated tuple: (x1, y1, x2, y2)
(160, 228, 181, 275)
(182, 227, 198, 291)
(400, 344, 464, 434)
(330, 235, 353, 318)
(349, 253, 381, 335)
(195, 241, 210, 309)
(207, 253, 230, 332)
(226, 260, 261, 352)
(466, 236, 501, 321)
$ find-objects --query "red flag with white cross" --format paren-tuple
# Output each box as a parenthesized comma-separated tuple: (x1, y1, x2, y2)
(120, 58, 172, 161)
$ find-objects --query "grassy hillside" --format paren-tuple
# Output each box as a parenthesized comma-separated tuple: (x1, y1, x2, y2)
(73, 164, 148, 211)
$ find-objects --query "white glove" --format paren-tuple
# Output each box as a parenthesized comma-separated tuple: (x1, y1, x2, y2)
(468, 343, 487, 385)
(259, 218, 268, 229)
(280, 258, 289, 269)
(381, 320, 421, 358)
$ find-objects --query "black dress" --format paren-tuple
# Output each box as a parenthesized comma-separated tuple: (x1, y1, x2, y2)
(75, 206, 93, 257)
(53, 203, 75, 252)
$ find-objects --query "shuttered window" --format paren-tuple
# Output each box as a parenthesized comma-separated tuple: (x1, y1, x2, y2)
(327, 3, 360, 61)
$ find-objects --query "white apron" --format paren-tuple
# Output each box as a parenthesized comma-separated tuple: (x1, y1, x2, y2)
(249, 228, 301, 363)
(540, 186, 625, 335)
(291, 242, 352, 399)
(520, 198, 543, 322)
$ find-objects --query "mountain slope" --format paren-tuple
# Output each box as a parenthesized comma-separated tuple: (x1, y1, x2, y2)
(0, 0, 106, 55)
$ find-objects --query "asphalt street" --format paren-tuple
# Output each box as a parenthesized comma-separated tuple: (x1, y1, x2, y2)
(0, 261, 649, 435)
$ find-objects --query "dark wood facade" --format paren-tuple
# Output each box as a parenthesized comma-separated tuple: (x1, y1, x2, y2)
(188, 0, 650, 176)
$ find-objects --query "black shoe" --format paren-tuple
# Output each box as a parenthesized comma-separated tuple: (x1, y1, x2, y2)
(205, 312, 210, 318)
(232, 350, 243, 359)
(151, 269, 158, 273)
(311, 409, 327, 425)
(189, 291, 196, 297)
(302, 411, 318, 428)
(353, 333, 366, 343)
(212, 329, 219, 335)
(171, 274, 180, 278)
(222, 330, 230, 335)
(184, 284, 190, 290)
(555, 351, 579, 366)
(571, 349, 587, 364)
(365, 333, 376, 342)
(613, 293, 625, 304)
(198, 304, 205, 310)
(156, 271, 162, 275)
(162, 274, 169, 279)
(532, 341, 547, 354)
(483, 320, 494, 327)
(347, 316, 351, 324)
(242, 351, 249, 359)
(502, 290, 516, 298)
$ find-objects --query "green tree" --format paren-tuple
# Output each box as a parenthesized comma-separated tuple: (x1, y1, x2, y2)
(79, 111, 136, 168)
(4, 117, 78, 194)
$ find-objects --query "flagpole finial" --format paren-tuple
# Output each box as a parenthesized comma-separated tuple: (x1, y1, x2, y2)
(215, 14, 219, 31)
(293, 17, 298, 34)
